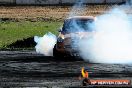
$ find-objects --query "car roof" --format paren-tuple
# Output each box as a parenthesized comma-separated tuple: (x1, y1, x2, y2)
(66, 16, 95, 20)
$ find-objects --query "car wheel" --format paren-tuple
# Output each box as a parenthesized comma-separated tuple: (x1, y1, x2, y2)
(53, 44, 63, 59)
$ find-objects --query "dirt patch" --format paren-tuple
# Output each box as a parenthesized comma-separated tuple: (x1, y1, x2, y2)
(0, 5, 112, 21)
(7, 37, 36, 48)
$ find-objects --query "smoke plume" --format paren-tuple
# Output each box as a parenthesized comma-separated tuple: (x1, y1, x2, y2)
(68, 0, 85, 17)
(34, 32, 56, 56)
(78, 7, 132, 64)
(34, 0, 132, 64)
(126, 0, 132, 5)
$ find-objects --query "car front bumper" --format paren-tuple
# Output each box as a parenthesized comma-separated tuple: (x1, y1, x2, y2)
(56, 45, 80, 57)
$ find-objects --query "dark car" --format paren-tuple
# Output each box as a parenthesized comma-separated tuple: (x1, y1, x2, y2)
(53, 16, 95, 58)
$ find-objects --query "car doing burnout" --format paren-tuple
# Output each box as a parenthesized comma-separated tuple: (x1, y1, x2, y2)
(53, 16, 96, 58)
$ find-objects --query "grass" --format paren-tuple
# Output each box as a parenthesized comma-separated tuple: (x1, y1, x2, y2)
(0, 5, 113, 49)
(0, 21, 62, 49)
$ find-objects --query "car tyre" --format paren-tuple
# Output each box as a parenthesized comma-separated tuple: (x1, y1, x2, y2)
(53, 44, 63, 59)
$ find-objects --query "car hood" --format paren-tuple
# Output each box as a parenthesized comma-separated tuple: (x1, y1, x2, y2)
(63, 32, 95, 47)
(64, 32, 94, 39)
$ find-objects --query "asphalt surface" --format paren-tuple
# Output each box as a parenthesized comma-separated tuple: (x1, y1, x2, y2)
(0, 50, 132, 87)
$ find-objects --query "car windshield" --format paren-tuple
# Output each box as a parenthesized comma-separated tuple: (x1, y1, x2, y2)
(62, 18, 94, 34)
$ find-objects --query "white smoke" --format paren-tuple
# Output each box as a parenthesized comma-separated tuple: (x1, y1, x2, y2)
(68, 0, 85, 17)
(33, 0, 132, 64)
(34, 32, 56, 56)
(126, 0, 132, 5)
(79, 7, 132, 64)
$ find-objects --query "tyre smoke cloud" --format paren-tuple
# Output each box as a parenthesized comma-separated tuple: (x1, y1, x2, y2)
(68, 0, 85, 17)
(78, 7, 132, 64)
(33, 0, 132, 64)
(34, 32, 56, 56)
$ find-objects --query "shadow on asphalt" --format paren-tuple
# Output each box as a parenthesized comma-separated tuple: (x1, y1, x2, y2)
(5, 56, 84, 62)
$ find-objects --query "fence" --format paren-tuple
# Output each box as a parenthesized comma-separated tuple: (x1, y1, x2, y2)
(0, 0, 127, 5)
(0, 0, 15, 4)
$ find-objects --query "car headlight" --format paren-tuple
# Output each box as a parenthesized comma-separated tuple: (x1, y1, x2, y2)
(57, 37, 64, 43)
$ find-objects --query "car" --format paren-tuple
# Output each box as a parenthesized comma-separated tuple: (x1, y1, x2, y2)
(53, 16, 96, 58)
